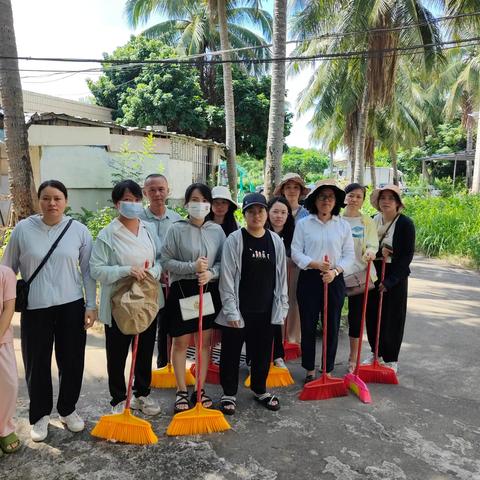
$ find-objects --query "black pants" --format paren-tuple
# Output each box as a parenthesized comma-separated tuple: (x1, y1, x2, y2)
(366, 270, 409, 363)
(20, 298, 86, 425)
(273, 325, 284, 360)
(105, 316, 158, 406)
(297, 270, 345, 373)
(156, 290, 168, 367)
(220, 311, 273, 396)
(347, 293, 364, 338)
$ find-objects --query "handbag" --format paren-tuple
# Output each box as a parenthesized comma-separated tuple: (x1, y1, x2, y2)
(15, 219, 73, 312)
(111, 273, 159, 335)
(344, 269, 375, 297)
(178, 282, 215, 321)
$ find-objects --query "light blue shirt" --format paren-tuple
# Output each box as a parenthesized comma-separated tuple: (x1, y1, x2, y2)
(139, 206, 182, 263)
(291, 214, 355, 273)
(1, 215, 96, 310)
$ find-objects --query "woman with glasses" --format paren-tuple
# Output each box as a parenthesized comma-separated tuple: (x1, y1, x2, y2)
(291, 181, 354, 384)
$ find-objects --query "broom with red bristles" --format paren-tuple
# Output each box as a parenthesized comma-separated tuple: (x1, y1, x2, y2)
(357, 257, 399, 385)
(299, 256, 348, 401)
(343, 260, 373, 403)
(190, 328, 220, 384)
(166, 284, 230, 436)
(282, 268, 301, 361)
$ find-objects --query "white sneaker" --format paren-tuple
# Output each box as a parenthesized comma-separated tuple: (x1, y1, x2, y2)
(59, 411, 85, 433)
(111, 400, 126, 415)
(361, 353, 384, 365)
(273, 358, 287, 369)
(384, 361, 398, 373)
(130, 395, 161, 416)
(31, 415, 50, 442)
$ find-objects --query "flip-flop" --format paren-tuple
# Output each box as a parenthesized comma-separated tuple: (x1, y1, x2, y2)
(0, 432, 21, 454)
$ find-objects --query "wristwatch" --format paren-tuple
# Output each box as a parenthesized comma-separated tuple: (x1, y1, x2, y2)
(333, 268, 339, 277)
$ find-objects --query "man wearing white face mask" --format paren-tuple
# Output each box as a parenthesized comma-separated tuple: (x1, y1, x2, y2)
(160, 183, 225, 414)
(90, 180, 164, 416)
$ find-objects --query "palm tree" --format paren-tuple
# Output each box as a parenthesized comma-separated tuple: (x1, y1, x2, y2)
(264, 0, 287, 199)
(125, 0, 272, 103)
(291, 0, 442, 184)
(124, 0, 271, 197)
(0, 0, 38, 220)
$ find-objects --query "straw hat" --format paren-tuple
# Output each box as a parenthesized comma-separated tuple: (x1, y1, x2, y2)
(304, 179, 346, 210)
(370, 184, 405, 211)
(273, 172, 310, 197)
(211, 185, 238, 208)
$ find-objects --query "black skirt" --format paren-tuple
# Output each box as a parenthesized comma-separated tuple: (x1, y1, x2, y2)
(165, 279, 221, 337)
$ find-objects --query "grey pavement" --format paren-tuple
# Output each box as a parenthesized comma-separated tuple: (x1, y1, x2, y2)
(2, 256, 480, 479)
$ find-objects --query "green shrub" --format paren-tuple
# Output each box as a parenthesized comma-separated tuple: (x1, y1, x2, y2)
(85, 207, 117, 239)
(405, 194, 480, 266)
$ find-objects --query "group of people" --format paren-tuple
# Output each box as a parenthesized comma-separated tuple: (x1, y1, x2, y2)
(0, 171, 415, 451)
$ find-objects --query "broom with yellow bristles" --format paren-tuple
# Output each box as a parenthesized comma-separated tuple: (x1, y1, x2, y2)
(166, 284, 230, 436)
(91, 333, 158, 444)
(151, 280, 196, 388)
(244, 341, 295, 388)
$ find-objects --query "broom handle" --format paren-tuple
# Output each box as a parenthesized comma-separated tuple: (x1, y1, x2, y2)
(197, 284, 204, 404)
(125, 334, 139, 410)
(322, 255, 329, 376)
(283, 263, 291, 343)
(374, 257, 387, 362)
(165, 272, 172, 363)
(354, 260, 372, 375)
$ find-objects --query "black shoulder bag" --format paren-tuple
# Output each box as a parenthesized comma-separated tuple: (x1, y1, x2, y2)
(15, 219, 73, 312)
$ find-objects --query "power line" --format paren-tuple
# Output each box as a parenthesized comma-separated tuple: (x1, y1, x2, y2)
(1, 10, 479, 67)
(1, 36, 478, 71)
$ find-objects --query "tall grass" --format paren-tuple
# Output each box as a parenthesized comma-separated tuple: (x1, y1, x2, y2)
(404, 194, 480, 266)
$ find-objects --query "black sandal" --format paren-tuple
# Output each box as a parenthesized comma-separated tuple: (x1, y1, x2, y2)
(304, 374, 315, 385)
(254, 393, 280, 411)
(174, 390, 190, 414)
(190, 388, 213, 408)
(220, 395, 236, 415)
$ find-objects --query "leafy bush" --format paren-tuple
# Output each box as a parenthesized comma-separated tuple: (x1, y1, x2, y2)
(84, 207, 118, 239)
(405, 194, 480, 266)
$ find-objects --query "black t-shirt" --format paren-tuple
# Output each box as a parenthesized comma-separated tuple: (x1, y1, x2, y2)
(239, 228, 276, 314)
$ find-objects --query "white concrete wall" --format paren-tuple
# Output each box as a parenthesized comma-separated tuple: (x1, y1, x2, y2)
(29, 125, 110, 147)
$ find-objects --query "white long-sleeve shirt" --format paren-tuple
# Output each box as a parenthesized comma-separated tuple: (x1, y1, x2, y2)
(1, 215, 96, 310)
(291, 214, 355, 273)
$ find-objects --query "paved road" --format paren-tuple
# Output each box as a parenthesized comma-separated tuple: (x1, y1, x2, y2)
(3, 256, 480, 479)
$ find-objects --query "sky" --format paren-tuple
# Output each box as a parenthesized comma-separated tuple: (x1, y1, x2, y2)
(11, 0, 314, 148)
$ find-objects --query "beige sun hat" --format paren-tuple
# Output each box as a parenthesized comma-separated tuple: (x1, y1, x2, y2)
(370, 184, 405, 211)
(212, 185, 238, 208)
(273, 172, 310, 197)
(304, 179, 346, 210)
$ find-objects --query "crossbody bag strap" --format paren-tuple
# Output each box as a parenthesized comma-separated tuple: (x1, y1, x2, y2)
(378, 213, 400, 246)
(26, 218, 74, 286)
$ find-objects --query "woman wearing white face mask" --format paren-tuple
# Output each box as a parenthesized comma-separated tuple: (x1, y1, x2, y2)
(90, 180, 164, 416)
(160, 183, 225, 414)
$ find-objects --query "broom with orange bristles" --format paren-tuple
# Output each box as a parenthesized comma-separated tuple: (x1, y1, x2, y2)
(166, 284, 230, 436)
(244, 339, 295, 388)
(92, 260, 158, 444)
(357, 257, 399, 385)
(343, 261, 373, 403)
(300, 256, 348, 401)
(151, 279, 195, 388)
(92, 333, 158, 444)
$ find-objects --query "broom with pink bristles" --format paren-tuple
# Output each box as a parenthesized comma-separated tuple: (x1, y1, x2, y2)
(344, 260, 372, 403)
(357, 257, 399, 385)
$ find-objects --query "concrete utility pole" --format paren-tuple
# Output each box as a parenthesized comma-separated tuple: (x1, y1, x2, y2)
(471, 110, 480, 194)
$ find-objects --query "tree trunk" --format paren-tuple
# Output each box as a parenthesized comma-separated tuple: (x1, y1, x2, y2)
(217, 0, 237, 199)
(471, 108, 480, 194)
(0, 0, 38, 221)
(354, 84, 369, 184)
(263, 0, 287, 200)
(365, 136, 376, 189)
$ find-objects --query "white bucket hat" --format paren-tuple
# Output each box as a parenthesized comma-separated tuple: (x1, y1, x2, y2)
(211, 185, 238, 208)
